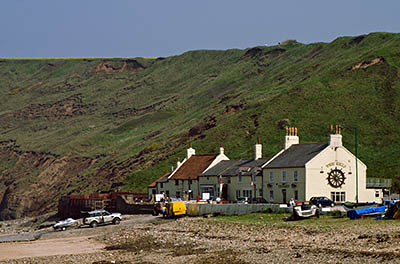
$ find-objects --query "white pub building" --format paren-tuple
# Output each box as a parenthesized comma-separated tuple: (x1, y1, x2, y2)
(262, 126, 382, 204)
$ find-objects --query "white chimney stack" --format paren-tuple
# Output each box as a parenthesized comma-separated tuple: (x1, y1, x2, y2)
(187, 142, 195, 159)
(284, 127, 299, 150)
(177, 157, 181, 168)
(219, 144, 224, 155)
(255, 137, 262, 160)
(329, 124, 343, 147)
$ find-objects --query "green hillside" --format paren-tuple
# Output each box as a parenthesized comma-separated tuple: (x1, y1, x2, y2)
(0, 32, 400, 218)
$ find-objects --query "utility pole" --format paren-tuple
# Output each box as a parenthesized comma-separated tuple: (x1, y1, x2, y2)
(252, 170, 257, 200)
(355, 127, 359, 204)
(339, 125, 359, 204)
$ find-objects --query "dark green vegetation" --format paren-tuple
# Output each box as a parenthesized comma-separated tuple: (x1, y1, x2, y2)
(0, 32, 400, 218)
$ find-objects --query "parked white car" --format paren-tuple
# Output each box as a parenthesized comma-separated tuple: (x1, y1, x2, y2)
(83, 210, 122, 228)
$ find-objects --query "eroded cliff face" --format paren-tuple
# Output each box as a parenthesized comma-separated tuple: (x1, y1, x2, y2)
(0, 58, 151, 219)
(0, 139, 161, 220)
(0, 144, 97, 219)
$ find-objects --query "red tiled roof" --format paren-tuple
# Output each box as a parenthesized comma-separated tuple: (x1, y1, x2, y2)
(170, 154, 217, 180)
(148, 171, 170, 188)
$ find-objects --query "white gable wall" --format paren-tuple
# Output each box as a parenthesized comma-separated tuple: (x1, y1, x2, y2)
(204, 153, 230, 172)
(305, 145, 380, 203)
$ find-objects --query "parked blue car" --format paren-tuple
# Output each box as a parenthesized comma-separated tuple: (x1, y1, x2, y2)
(310, 196, 335, 207)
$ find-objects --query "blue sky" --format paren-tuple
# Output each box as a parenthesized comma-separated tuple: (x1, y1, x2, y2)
(1, 0, 399, 58)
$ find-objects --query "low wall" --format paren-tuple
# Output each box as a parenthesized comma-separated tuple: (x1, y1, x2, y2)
(116, 197, 154, 214)
(187, 203, 290, 216)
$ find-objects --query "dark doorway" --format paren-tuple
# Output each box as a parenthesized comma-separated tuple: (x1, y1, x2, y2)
(282, 189, 286, 204)
(222, 184, 228, 200)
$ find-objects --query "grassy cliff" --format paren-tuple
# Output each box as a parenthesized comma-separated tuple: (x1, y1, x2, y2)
(0, 32, 399, 218)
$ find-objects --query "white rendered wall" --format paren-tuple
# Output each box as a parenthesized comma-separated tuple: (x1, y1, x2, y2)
(305, 145, 380, 203)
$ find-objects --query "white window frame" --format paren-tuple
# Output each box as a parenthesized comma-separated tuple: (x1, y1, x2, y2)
(331, 192, 345, 202)
(269, 171, 274, 183)
(282, 171, 286, 183)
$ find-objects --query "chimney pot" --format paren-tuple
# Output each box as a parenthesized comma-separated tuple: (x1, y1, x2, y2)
(219, 144, 224, 155)
(330, 125, 343, 147)
(284, 127, 299, 150)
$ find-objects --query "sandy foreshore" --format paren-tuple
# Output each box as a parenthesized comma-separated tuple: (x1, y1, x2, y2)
(1, 214, 400, 263)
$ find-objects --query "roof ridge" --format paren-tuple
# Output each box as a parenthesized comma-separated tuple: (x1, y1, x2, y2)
(297, 142, 328, 145)
(265, 143, 328, 168)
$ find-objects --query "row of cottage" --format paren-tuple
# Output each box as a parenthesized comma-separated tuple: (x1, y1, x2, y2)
(148, 126, 383, 204)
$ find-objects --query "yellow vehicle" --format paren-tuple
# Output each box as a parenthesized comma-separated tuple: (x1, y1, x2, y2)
(163, 201, 187, 218)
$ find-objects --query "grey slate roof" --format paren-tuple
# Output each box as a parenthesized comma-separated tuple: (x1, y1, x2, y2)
(200, 160, 238, 176)
(265, 143, 329, 168)
(201, 158, 270, 177)
(223, 159, 268, 176)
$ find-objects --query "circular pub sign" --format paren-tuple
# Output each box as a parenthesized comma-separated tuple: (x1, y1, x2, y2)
(324, 162, 347, 188)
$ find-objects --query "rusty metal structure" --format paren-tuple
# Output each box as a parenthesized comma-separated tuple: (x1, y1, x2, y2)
(58, 192, 149, 218)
